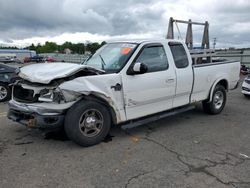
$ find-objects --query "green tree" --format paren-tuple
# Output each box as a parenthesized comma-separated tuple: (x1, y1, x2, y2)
(24, 41, 104, 54)
(73, 43, 85, 54)
(37, 41, 58, 53)
(29, 43, 36, 51)
(86, 42, 102, 54)
(101, 41, 107, 46)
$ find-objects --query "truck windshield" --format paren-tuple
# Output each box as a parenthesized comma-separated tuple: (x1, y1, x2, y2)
(83, 43, 138, 73)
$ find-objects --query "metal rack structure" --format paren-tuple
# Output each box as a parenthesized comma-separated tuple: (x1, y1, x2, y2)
(166, 17, 213, 64)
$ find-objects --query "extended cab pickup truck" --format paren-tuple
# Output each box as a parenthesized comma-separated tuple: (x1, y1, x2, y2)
(8, 39, 240, 146)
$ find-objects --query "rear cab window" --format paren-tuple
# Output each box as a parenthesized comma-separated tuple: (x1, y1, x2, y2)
(169, 42, 189, 68)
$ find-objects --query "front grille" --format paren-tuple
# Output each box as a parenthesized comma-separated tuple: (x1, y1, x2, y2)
(13, 85, 39, 103)
(242, 87, 250, 92)
(245, 79, 250, 84)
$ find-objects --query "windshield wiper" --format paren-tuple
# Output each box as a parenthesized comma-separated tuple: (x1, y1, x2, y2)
(82, 54, 93, 64)
(99, 55, 106, 70)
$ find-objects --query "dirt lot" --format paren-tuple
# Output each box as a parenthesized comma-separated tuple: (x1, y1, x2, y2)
(0, 78, 250, 188)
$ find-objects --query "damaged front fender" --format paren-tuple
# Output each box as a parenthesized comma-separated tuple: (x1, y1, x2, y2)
(59, 74, 126, 123)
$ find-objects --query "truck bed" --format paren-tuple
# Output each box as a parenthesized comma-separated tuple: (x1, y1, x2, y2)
(191, 60, 240, 103)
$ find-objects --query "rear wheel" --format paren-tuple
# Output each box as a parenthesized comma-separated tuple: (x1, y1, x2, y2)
(64, 100, 111, 147)
(0, 83, 11, 102)
(202, 85, 226, 114)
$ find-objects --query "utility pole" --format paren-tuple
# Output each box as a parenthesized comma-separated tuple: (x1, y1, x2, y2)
(213, 38, 217, 49)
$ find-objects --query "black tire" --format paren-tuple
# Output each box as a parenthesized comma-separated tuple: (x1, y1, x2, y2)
(0, 83, 11, 102)
(202, 85, 227, 115)
(64, 100, 111, 147)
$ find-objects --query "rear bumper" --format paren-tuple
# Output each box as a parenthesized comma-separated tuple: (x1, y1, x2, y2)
(7, 100, 75, 129)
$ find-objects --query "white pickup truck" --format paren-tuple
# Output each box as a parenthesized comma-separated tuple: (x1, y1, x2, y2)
(8, 39, 240, 146)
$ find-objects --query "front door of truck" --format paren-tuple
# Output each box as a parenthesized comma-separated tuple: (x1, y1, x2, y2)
(122, 43, 176, 120)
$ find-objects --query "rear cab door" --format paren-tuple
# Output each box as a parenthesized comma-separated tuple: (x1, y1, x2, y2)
(168, 42, 193, 107)
(121, 41, 176, 120)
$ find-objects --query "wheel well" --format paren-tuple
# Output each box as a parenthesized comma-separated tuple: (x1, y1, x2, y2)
(217, 79, 228, 91)
(81, 95, 117, 125)
(208, 79, 228, 102)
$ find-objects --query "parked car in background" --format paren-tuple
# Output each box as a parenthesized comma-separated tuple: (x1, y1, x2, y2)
(0, 54, 22, 64)
(242, 74, 250, 98)
(0, 63, 20, 102)
(24, 55, 44, 63)
(23, 57, 31, 63)
(44, 56, 55, 62)
(241, 65, 250, 75)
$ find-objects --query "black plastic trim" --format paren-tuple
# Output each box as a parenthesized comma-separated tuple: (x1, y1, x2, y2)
(8, 109, 64, 129)
(193, 60, 238, 68)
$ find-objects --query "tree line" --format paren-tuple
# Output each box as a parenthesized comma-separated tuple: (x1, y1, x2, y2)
(0, 41, 107, 55)
(28, 41, 107, 54)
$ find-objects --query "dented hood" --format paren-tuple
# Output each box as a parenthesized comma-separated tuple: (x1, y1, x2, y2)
(19, 62, 103, 84)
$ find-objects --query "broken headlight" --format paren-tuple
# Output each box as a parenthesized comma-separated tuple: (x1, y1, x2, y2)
(38, 88, 80, 103)
(38, 88, 64, 103)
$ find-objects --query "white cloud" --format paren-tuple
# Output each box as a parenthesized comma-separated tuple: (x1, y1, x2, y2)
(8, 31, 163, 47)
(0, 0, 250, 48)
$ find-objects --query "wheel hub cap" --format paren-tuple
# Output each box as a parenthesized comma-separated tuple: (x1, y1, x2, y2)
(214, 91, 224, 110)
(85, 116, 96, 128)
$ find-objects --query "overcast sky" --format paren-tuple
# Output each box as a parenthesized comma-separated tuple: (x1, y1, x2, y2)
(0, 0, 250, 48)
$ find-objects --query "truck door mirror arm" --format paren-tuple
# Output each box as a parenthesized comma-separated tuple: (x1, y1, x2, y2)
(127, 62, 148, 75)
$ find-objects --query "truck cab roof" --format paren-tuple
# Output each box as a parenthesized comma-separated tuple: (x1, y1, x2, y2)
(108, 38, 183, 45)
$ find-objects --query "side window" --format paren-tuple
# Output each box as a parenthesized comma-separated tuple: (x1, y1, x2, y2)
(169, 43, 189, 68)
(135, 45, 169, 73)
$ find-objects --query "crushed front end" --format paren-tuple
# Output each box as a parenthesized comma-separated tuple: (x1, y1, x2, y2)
(8, 80, 81, 129)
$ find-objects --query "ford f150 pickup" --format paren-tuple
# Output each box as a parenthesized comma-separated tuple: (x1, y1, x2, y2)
(8, 39, 240, 146)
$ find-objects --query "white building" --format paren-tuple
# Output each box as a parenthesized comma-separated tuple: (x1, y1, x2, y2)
(0, 49, 36, 61)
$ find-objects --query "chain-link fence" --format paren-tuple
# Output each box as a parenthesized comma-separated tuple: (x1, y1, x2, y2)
(39, 53, 89, 64)
(215, 49, 250, 65)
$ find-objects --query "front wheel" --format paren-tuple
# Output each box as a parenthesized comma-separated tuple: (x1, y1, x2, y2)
(64, 100, 111, 147)
(202, 85, 227, 115)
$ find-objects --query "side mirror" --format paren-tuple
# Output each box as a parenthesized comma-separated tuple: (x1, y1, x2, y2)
(129, 62, 148, 75)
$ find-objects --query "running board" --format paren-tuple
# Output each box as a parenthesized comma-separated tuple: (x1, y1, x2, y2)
(121, 105, 195, 130)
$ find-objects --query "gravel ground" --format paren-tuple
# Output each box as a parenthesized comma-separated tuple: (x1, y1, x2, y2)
(0, 77, 250, 188)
